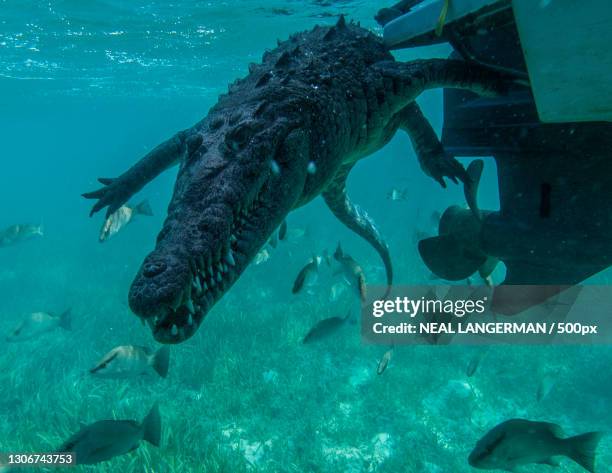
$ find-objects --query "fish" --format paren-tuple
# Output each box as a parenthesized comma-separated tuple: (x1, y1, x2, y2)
(377, 347, 394, 375)
(303, 311, 351, 344)
(387, 188, 408, 201)
(0, 223, 44, 248)
(99, 200, 153, 242)
(271, 8, 293, 15)
(469, 419, 602, 472)
(254, 248, 271, 265)
(333, 243, 366, 302)
(89, 345, 170, 379)
(278, 220, 288, 241)
(286, 227, 307, 241)
(58, 404, 161, 465)
(6, 309, 71, 342)
(292, 256, 320, 294)
(466, 352, 484, 377)
(537, 372, 556, 402)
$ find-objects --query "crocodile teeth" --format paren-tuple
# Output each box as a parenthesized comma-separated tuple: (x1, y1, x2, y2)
(171, 324, 178, 336)
(187, 314, 193, 326)
(186, 299, 195, 314)
(202, 280, 208, 291)
(216, 272, 222, 283)
(225, 250, 236, 266)
(210, 277, 216, 288)
(193, 277, 202, 293)
(307, 161, 317, 174)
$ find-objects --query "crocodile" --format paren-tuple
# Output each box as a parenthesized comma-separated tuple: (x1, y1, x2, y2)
(83, 17, 510, 344)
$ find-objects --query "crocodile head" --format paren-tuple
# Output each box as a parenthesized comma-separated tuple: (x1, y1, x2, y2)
(129, 117, 310, 343)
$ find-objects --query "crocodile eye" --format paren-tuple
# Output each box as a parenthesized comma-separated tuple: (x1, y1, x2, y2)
(225, 124, 254, 152)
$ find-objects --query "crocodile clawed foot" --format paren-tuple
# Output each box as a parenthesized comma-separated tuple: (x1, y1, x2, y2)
(423, 153, 469, 189)
(82, 176, 131, 218)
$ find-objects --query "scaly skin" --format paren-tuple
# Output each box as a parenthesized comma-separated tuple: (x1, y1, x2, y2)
(84, 18, 509, 344)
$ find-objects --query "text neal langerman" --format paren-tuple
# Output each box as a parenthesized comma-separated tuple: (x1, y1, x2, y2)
(371, 321, 552, 335)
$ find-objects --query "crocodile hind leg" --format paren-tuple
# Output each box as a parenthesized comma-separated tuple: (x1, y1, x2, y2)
(83, 129, 203, 217)
(374, 58, 512, 105)
(397, 101, 468, 188)
(323, 165, 393, 298)
(375, 58, 513, 187)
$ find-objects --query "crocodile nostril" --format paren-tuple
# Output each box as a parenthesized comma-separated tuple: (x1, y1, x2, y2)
(143, 261, 167, 278)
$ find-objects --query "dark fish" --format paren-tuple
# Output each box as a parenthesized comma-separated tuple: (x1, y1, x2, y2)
(303, 311, 351, 344)
(99, 200, 153, 242)
(333, 243, 366, 302)
(377, 347, 394, 375)
(469, 419, 602, 472)
(466, 352, 483, 377)
(271, 8, 293, 15)
(90, 345, 170, 379)
(0, 223, 43, 247)
(58, 404, 162, 465)
(278, 220, 288, 240)
(292, 256, 320, 294)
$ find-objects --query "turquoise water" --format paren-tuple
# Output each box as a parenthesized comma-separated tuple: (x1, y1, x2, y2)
(1, 1, 611, 472)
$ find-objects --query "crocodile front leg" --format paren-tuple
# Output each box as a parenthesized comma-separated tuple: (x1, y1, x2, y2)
(397, 101, 468, 188)
(83, 129, 202, 217)
(323, 165, 392, 297)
